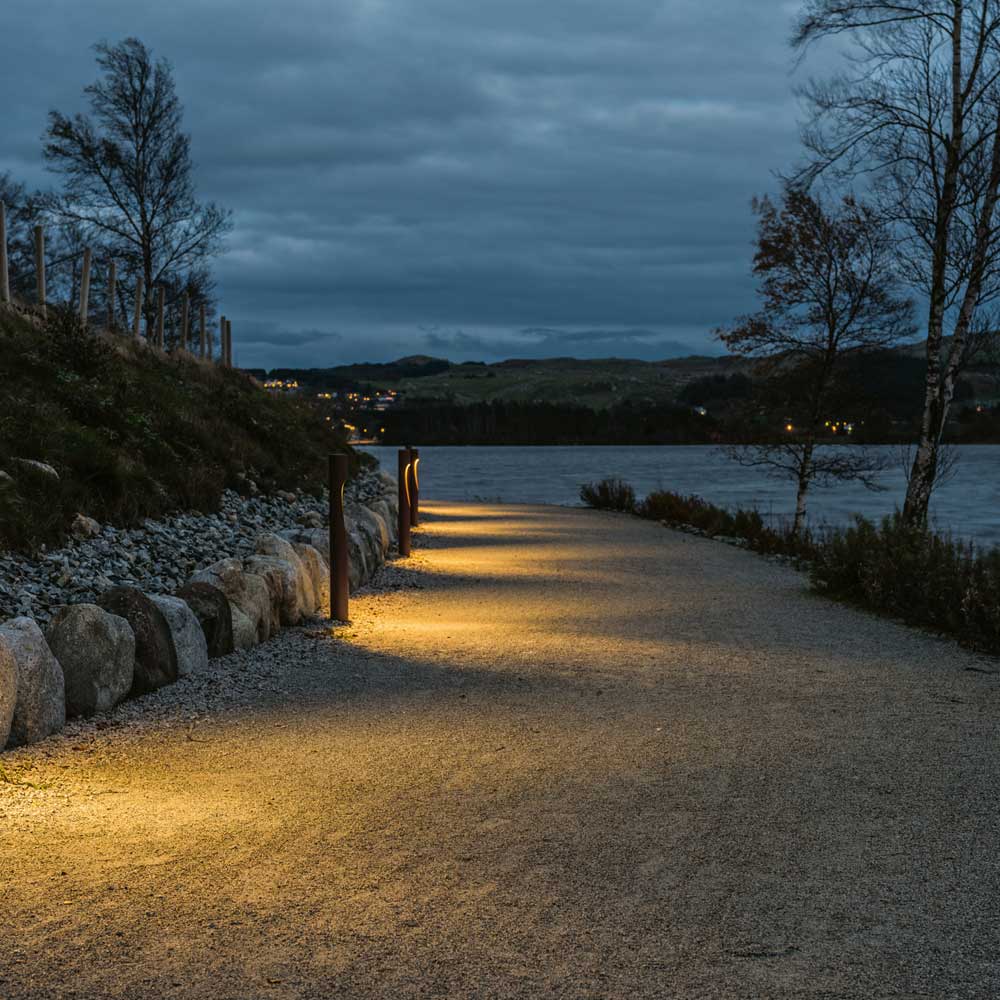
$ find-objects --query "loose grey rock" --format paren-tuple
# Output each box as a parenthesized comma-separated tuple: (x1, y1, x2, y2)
(70, 513, 101, 540)
(149, 595, 209, 678)
(45, 604, 134, 718)
(11, 458, 60, 480)
(0, 617, 65, 747)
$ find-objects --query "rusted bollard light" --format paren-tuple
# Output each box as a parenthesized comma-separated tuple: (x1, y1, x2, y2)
(408, 446, 420, 527)
(329, 453, 350, 622)
(398, 448, 412, 557)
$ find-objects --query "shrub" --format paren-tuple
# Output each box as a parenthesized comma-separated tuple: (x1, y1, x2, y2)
(811, 514, 1000, 651)
(636, 489, 817, 561)
(603, 476, 1000, 657)
(580, 478, 636, 512)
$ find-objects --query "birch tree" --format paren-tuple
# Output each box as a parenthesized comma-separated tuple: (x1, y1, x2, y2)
(720, 188, 913, 536)
(43, 38, 230, 338)
(793, 1, 1000, 523)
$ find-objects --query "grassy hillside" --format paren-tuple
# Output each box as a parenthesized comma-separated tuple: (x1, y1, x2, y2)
(353, 355, 749, 408)
(0, 305, 354, 551)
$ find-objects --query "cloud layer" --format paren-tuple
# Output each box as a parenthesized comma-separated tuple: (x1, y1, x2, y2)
(2, 0, 807, 367)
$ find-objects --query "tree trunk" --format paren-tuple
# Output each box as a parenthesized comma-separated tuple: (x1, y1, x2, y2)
(903, 5, 965, 525)
(792, 440, 815, 538)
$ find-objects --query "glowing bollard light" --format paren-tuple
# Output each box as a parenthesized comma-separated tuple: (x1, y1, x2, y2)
(329, 453, 350, 622)
(408, 446, 420, 527)
(398, 448, 412, 557)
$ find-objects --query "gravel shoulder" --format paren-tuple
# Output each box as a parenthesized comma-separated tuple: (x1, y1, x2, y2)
(1, 501, 998, 999)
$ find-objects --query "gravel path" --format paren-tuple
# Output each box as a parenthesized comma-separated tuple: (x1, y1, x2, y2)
(1, 501, 998, 999)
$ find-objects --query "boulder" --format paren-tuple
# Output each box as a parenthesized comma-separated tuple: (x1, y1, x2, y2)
(243, 555, 301, 626)
(45, 604, 134, 718)
(255, 533, 314, 617)
(70, 513, 101, 540)
(149, 595, 209, 678)
(346, 505, 385, 581)
(0, 639, 17, 748)
(175, 582, 234, 658)
(0, 617, 65, 746)
(350, 502, 390, 560)
(243, 572, 277, 642)
(345, 526, 367, 591)
(230, 606, 257, 650)
(189, 559, 274, 644)
(370, 499, 397, 543)
(297, 510, 323, 529)
(97, 587, 178, 698)
(11, 458, 59, 480)
(292, 542, 328, 616)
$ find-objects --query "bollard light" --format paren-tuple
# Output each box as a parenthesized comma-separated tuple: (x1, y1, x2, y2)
(408, 446, 420, 528)
(398, 448, 412, 557)
(329, 454, 350, 621)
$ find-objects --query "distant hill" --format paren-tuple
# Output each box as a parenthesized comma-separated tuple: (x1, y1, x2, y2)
(266, 354, 750, 409)
(262, 338, 1000, 412)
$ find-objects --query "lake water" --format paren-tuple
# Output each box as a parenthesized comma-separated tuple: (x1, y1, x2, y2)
(361, 445, 1000, 547)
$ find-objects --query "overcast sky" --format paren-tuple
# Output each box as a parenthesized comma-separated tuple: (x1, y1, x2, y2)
(3, 0, 812, 368)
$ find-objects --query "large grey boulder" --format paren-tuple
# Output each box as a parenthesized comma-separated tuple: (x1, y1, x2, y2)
(243, 555, 301, 626)
(175, 582, 233, 658)
(45, 604, 134, 718)
(0, 617, 65, 746)
(149, 595, 209, 678)
(255, 533, 315, 617)
(243, 572, 277, 642)
(370, 499, 397, 544)
(345, 505, 384, 584)
(189, 559, 274, 644)
(281, 525, 364, 592)
(97, 587, 178, 697)
(230, 606, 257, 650)
(292, 542, 328, 616)
(0, 639, 17, 748)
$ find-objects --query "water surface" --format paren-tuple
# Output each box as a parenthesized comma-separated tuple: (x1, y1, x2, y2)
(362, 445, 1000, 547)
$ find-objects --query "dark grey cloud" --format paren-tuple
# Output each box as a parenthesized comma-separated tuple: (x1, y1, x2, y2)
(2, 0, 811, 369)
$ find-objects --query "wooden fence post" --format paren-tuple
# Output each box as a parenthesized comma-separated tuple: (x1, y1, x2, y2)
(219, 314, 226, 364)
(0, 202, 10, 305)
(79, 248, 92, 327)
(156, 286, 165, 349)
(107, 260, 117, 331)
(132, 276, 144, 339)
(34, 225, 46, 318)
(199, 301, 206, 358)
(180, 294, 189, 352)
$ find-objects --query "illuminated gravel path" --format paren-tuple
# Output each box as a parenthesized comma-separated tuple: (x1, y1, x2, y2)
(1, 501, 999, 999)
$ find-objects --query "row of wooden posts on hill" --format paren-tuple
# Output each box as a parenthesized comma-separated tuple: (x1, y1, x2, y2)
(0, 202, 234, 366)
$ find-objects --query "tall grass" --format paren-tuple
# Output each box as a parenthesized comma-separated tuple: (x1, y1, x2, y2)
(0, 305, 358, 551)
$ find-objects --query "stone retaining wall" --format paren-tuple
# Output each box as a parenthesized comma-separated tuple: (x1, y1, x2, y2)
(0, 472, 399, 751)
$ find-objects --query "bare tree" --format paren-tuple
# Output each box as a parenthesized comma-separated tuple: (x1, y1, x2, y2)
(793, 1, 1000, 523)
(43, 38, 230, 338)
(720, 187, 913, 535)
